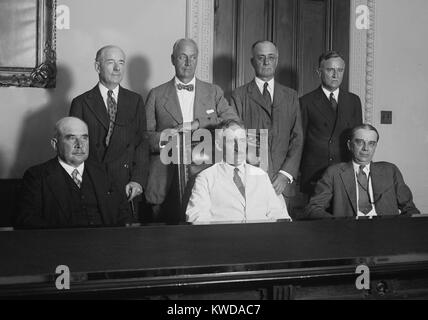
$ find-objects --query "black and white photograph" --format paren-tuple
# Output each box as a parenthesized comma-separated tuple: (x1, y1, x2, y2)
(1, 0, 428, 305)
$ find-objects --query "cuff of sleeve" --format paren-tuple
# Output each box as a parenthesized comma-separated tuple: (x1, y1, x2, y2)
(279, 170, 293, 183)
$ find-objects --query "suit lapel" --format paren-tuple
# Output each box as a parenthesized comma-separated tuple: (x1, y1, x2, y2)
(45, 160, 72, 221)
(193, 79, 210, 120)
(161, 79, 183, 124)
(84, 163, 111, 224)
(312, 87, 337, 125)
(84, 85, 109, 130)
(339, 162, 358, 215)
(104, 86, 128, 160)
(370, 163, 389, 204)
(247, 80, 271, 117)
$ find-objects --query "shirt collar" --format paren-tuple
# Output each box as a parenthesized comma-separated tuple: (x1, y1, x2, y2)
(175, 76, 196, 86)
(321, 86, 339, 101)
(221, 161, 246, 175)
(58, 157, 85, 177)
(352, 161, 371, 175)
(255, 77, 274, 93)
(98, 82, 119, 100)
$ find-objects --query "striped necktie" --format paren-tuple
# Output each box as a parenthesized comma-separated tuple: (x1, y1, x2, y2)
(105, 90, 117, 146)
(357, 165, 372, 214)
(233, 167, 245, 199)
(71, 169, 81, 188)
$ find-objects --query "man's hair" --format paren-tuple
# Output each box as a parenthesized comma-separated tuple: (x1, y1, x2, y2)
(350, 124, 380, 142)
(251, 40, 278, 56)
(95, 45, 123, 62)
(53, 117, 88, 140)
(171, 38, 198, 57)
(318, 50, 345, 68)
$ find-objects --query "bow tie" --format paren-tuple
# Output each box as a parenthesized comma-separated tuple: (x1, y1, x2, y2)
(177, 83, 194, 91)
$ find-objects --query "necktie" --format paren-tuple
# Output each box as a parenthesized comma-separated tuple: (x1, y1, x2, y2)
(71, 169, 81, 188)
(330, 92, 338, 112)
(263, 82, 272, 107)
(233, 168, 245, 199)
(357, 165, 372, 214)
(106, 90, 117, 146)
(177, 83, 194, 91)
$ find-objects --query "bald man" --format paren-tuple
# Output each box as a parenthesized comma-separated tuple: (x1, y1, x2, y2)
(16, 117, 133, 228)
(70, 45, 149, 218)
(231, 40, 303, 214)
(145, 38, 239, 223)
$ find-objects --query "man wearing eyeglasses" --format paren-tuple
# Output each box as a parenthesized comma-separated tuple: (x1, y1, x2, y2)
(231, 41, 303, 215)
(301, 124, 419, 220)
(299, 51, 363, 198)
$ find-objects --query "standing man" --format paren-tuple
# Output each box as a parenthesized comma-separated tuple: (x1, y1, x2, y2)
(302, 124, 420, 220)
(70, 45, 149, 217)
(300, 51, 362, 197)
(145, 38, 239, 223)
(231, 40, 303, 210)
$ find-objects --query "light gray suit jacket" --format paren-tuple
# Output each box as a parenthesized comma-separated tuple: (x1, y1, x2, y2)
(145, 78, 239, 204)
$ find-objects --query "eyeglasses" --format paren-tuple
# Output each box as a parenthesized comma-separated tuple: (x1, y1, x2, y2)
(255, 55, 277, 63)
(352, 139, 377, 148)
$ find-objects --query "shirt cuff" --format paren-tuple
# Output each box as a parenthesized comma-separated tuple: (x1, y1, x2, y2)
(279, 170, 293, 183)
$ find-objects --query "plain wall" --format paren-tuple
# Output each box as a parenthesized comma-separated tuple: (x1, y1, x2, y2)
(373, 0, 428, 213)
(0, 0, 186, 178)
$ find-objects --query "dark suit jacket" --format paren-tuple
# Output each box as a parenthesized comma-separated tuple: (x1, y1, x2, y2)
(300, 87, 362, 195)
(70, 85, 149, 193)
(231, 80, 303, 197)
(301, 162, 420, 220)
(145, 78, 239, 204)
(16, 159, 133, 228)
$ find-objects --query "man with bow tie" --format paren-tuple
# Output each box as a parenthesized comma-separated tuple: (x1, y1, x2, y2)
(145, 38, 239, 223)
(16, 117, 133, 228)
(301, 124, 420, 220)
(69, 45, 149, 220)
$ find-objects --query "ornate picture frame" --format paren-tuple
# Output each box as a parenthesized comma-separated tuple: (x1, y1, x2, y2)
(0, 0, 56, 88)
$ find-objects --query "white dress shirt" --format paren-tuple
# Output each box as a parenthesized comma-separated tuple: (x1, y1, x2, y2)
(321, 86, 339, 102)
(175, 76, 196, 123)
(254, 77, 293, 183)
(98, 83, 119, 111)
(186, 161, 290, 224)
(352, 162, 377, 218)
(58, 158, 85, 184)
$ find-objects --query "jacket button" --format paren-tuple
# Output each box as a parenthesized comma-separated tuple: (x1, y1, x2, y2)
(124, 164, 129, 169)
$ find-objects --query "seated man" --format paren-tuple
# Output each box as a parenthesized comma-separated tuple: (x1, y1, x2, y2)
(302, 124, 420, 220)
(16, 117, 134, 228)
(186, 119, 290, 224)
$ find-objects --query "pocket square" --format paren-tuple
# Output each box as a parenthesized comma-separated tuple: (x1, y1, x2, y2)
(206, 109, 215, 114)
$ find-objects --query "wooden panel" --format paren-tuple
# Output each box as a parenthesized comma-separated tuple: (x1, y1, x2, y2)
(274, 0, 298, 90)
(332, 0, 350, 90)
(236, 0, 271, 87)
(298, 0, 327, 96)
(213, 0, 236, 99)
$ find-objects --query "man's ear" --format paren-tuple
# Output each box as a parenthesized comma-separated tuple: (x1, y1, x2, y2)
(316, 68, 321, 78)
(94, 61, 100, 74)
(51, 138, 58, 152)
(347, 139, 351, 152)
(171, 54, 175, 66)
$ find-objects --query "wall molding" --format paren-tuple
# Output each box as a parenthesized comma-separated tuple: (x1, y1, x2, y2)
(349, 0, 376, 124)
(186, 0, 214, 82)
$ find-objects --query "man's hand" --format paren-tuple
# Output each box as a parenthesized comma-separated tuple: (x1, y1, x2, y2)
(174, 120, 200, 133)
(125, 181, 143, 201)
(272, 173, 291, 195)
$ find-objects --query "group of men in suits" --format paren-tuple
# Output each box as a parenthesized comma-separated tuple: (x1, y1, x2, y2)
(15, 38, 420, 228)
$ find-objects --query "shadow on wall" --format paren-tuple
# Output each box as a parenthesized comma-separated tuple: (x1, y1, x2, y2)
(127, 55, 151, 101)
(276, 66, 299, 93)
(10, 64, 74, 179)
